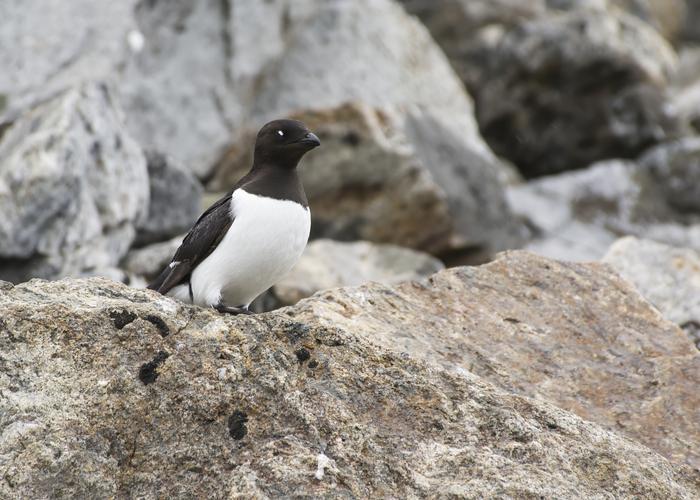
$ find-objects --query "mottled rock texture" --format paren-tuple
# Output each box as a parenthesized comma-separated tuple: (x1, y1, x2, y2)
(0, 82, 148, 282)
(1, 252, 699, 498)
(476, 10, 680, 177)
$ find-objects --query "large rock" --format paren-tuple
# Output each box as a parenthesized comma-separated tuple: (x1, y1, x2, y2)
(121, 235, 184, 282)
(119, 0, 496, 180)
(271, 239, 444, 306)
(640, 137, 700, 213)
(476, 9, 681, 177)
(507, 158, 700, 260)
(135, 151, 202, 247)
(1, 255, 699, 497)
(117, 0, 245, 177)
(0, 0, 137, 122)
(212, 103, 522, 258)
(604, 237, 700, 348)
(295, 251, 700, 469)
(0, 82, 149, 282)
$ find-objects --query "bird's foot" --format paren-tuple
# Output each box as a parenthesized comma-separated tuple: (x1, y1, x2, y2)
(214, 303, 253, 316)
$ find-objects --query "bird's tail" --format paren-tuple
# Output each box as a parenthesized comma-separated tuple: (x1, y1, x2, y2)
(147, 266, 170, 293)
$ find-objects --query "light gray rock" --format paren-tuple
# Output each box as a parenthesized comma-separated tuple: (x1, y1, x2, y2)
(272, 239, 444, 306)
(249, 0, 494, 163)
(117, 0, 244, 178)
(507, 159, 700, 260)
(640, 137, 700, 213)
(477, 9, 681, 177)
(0, 82, 148, 282)
(211, 103, 522, 257)
(0, 0, 137, 122)
(136, 151, 202, 246)
(1, 254, 699, 496)
(121, 235, 184, 282)
(604, 236, 700, 348)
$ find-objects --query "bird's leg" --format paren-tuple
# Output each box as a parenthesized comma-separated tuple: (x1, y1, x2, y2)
(214, 303, 253, 315)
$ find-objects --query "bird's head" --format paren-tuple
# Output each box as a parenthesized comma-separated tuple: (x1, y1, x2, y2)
(253, 119, 321, 168)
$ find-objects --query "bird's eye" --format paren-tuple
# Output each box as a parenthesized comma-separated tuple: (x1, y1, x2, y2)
(277, 130, 284, 137)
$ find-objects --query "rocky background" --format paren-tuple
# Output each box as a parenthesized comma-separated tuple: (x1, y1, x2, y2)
(1, 0, 700, 497)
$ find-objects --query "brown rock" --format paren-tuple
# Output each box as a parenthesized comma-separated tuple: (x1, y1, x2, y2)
(293, 251, 700, 470)
(1, 252, 699, 497)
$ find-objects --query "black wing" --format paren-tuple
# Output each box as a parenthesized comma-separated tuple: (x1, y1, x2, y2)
(148, 193, 234, 295)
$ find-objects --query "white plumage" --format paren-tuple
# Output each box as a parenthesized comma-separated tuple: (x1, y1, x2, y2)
(168, 189, 310, 308)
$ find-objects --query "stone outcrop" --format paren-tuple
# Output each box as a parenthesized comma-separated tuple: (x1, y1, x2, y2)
(0, 82, 148, 282)
(1, 252, 699, 498)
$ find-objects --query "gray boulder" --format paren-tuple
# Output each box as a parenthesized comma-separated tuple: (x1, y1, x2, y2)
(1, 252, 699, 496)
(640, 137, 700, 213)
(476, 9, 681, 177)
(0, 0, 137, 122)
(272, 239, 444, 306)
(604, 237, 700, 348)
(507, 158, 700, 260)
(121, 235, 184, 282)
(136, 151, 202, 246)
(0, 82, 148, 282)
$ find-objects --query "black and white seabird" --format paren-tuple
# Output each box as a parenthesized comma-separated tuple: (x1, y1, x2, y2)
(148, 119, 320, 315)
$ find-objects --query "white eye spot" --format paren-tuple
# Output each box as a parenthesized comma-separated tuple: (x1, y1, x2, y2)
(277, 130, 284, 137)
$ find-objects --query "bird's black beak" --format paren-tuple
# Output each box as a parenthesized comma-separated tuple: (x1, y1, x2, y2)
(298, 132, 321, 148)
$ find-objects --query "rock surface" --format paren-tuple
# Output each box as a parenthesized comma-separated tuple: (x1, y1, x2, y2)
(476, 9, 680, 177)
(293, 251, 700, 470)
(135, 151, 202, 247)
(121, 235, 184, 282)
(0, 82, 148, 282)
(212, 103, 521, 257)
(0, 0, 137, 122)
(508, 158, 700, 260)
(271, 239, 444, 307)
(604, 237, 700, 348)
(1, 251, 699, 497)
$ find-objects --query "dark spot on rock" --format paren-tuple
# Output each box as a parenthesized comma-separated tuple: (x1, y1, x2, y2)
(295, 348, 310, 364)
(433, 421, 444, 431)
(285, 322, 310, 343)
(308, 360, 319, 369)
(110, 309, 137, 330)
(503, 317, 520, 324)
(138, 351, 169, 385)
(228, 411, 248, 440)
(144, 315, 170, 337)
(342, 131, 361, 146)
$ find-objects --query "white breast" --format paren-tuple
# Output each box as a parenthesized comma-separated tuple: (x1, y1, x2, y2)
(189, 189, 310, 308)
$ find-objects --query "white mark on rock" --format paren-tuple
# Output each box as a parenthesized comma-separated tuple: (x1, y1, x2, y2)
(217, 368, 227, 380)
(155, 298, 178, 315)
(127, 30, 145, 53)
(97, 379, 109, 387)
(314, 453, 331, 480)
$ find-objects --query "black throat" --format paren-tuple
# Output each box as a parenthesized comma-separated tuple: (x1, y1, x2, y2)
(238, 163, 308, 207)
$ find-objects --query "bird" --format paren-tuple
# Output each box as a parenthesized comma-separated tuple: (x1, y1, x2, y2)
(148, 119, 320, 315)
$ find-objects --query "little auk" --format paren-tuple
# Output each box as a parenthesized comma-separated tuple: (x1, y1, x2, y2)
(148, 119, 320, 314)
